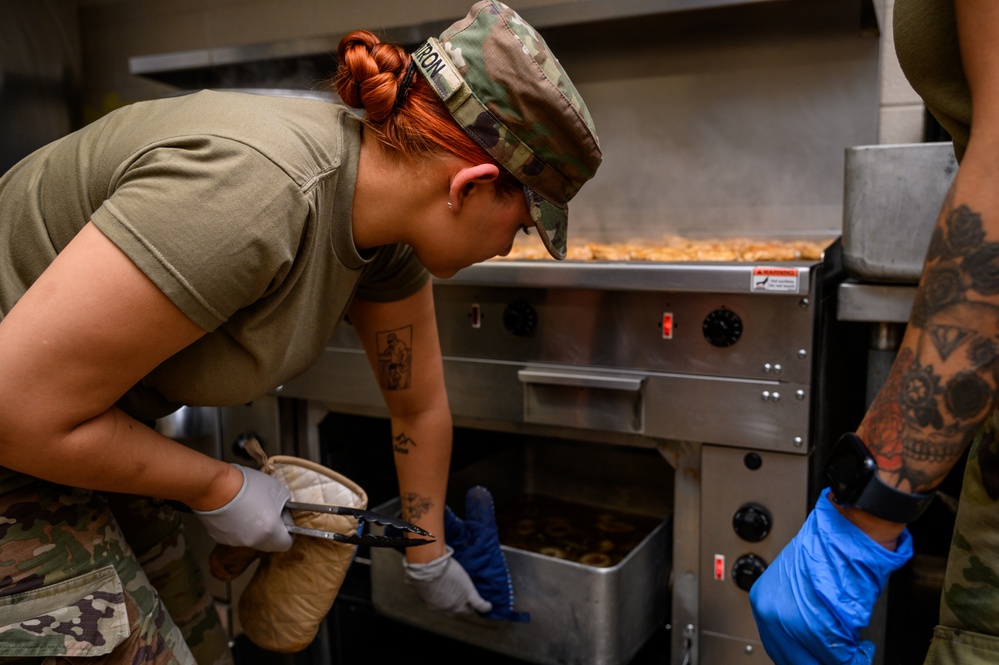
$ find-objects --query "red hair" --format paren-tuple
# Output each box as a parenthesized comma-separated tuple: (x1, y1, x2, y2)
(333, 31, 520, 193)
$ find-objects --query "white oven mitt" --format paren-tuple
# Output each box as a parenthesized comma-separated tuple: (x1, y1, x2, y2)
(208, 439, 367, 653)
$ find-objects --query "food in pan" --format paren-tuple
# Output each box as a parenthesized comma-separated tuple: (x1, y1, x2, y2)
(579, 552, 614, 567)
(544, 518, 572, 538)
(595, 514, 637, 534)
(495, 236, 832, 262)
(514, 518, 537, 536)
(495, 494, 662, 568)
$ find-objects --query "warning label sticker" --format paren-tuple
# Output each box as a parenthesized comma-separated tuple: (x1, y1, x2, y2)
(751, 267, 799, 293)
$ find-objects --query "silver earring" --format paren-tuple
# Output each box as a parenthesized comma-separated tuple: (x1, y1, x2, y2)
(447, 200, 453, 210)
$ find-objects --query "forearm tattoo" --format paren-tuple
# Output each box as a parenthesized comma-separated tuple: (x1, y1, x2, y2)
(393, 432, 417, 455)
(375, 325, 413, 390)
(866, 198, 999, 491)
(402, 492, 433, 521)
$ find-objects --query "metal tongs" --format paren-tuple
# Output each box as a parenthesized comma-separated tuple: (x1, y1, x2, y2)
(285, 501, 435, 548)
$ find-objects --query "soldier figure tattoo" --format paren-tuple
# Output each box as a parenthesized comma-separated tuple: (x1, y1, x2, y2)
(866, 198, 999, 492)
(375, 325, 413, 390)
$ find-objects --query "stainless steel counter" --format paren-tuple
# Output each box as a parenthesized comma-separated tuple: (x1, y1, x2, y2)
(448, 259, 814, 294)
(837, 281, 916, 323)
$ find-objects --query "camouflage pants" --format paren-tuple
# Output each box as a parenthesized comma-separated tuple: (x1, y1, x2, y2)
(924, 413, 999, 664)
(0, 474, 232, 665)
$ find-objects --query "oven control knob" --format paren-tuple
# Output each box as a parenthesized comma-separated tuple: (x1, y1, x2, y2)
(732, 554, 768, 592)
(733, 503, 772, 542)
(702, 309, 743, 347)
(503, 301, 537, 337)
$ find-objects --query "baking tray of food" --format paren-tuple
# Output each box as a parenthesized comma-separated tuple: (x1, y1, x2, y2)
(498, 234, 832, 263)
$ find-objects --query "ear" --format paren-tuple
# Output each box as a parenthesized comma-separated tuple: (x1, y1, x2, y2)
(448, 163, 500, 212)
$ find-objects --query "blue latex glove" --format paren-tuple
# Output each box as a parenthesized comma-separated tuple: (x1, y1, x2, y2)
(749, 488, 913, 665)
(444, 486, 530, 621)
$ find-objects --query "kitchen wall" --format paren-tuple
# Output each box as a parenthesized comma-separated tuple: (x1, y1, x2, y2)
(73, 0, 912, 242)
(0, 0, 82, 172)
(75, 0, 578, 118)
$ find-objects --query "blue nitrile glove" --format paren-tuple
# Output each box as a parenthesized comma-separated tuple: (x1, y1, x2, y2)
(444, 485, 530, 621)
(749, 488, 913, 665)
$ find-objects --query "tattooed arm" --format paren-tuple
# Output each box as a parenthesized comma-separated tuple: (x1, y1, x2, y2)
(348, 280, 450, 563)
(845, 0, 999, 548)
(749, 8, 999, 662)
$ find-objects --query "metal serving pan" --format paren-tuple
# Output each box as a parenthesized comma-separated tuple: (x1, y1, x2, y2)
(841, 142, 958, 283)
(369, 439, 673, 665)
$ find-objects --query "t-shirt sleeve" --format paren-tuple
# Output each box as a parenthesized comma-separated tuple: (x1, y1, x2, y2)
(355, 243, 430, 303)
(90, 136, 310, 331)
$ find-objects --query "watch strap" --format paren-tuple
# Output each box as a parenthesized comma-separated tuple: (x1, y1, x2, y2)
(850, 466, 935, 523)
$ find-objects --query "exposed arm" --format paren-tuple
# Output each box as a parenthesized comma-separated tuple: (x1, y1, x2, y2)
(847, 0, 999, 546)
(0, 222, 243, 510)
(348, 280, 451, 563)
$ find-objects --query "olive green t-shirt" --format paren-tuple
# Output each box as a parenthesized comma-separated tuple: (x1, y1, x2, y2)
(0, 90, 429, 420)
(894, 0, 970, 160)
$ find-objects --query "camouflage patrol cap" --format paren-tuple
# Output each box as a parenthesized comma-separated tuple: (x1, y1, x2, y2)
(411, 0, 602, 260)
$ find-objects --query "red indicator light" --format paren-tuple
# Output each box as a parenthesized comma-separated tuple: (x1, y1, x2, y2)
(662, 313, 674, 339)
(714, 554, 725, 580)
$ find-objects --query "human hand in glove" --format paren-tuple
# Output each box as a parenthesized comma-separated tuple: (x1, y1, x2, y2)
(194, 464, 293, 552)
(749, 488, 913, 665)
(404, 545, 492, 615)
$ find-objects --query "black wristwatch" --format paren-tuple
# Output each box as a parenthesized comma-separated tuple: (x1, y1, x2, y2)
(824, 432, 935, 523)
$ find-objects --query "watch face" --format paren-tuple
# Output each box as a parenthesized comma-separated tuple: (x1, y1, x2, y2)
(825, 433, 877, 505)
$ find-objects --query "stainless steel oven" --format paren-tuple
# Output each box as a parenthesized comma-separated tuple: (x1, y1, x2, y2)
(260, 242, 867, 665)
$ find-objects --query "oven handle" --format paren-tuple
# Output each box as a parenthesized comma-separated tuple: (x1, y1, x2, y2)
(516, 368, 645, 392)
